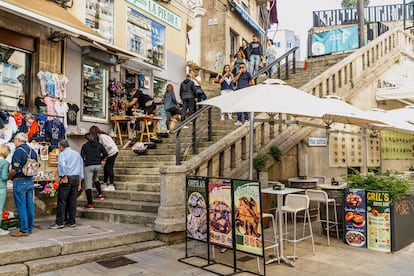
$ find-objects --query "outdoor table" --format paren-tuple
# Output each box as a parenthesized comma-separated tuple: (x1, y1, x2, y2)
(288, 177, 318, 189)
(261, 187, 305, 267)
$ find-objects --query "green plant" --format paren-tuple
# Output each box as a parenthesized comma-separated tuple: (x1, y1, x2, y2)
(253, 153, 269, 172)
(269, 145, 282, 162)
(346, 172, 412, 200)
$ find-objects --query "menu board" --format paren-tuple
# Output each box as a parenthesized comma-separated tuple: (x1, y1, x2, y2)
(329, 132, 347, 167)
(233, 180, 263, 256)
(381, 131, 414, 159)
(186, 176, 208, 242)
(367, 191, 391, 252)
(208, 182, 232, 249)
(367, 133, 381, 167)
(344, 188, 367, 248)
(346, 135, 363, 167)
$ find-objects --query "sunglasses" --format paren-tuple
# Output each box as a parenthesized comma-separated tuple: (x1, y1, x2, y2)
(240, 66, 245, 68)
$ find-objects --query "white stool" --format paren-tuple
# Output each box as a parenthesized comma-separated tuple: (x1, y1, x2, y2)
(281, 194, 315, 260)
(257, 212, 279, 273)
(306, 189, 339, 246)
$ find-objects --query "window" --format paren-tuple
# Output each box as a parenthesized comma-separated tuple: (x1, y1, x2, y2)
(85, 0, 114, 44)
(230, 30, 238, 58)
(287, 42, 292, 49)
(275, 42, 281, 48)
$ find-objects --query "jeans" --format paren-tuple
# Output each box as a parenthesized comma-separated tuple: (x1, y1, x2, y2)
(55, 176, 79, 225)
(237, 112, 249, 122)
(181, 98, 195, 121)
(13, 178, 35, 233)
(104, 153, 118, 184)
(266, 56, 276, 74)
(0, 185, 6, 228)
(249, 54, 261, 76)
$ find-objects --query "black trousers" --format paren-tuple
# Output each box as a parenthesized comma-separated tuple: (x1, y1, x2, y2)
(104, 152, 118, 184)
(181, 99, 195, 121)
(55, 176, 79, 225)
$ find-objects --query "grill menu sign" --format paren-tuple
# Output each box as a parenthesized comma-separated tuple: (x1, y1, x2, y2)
(367, 191, 391, 252)
(344, 188, 367, 248)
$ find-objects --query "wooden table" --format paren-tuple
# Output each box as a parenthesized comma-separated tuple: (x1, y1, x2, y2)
(288, 177, 319, 189)
(261, 187, 304, 267)
(111, 115, 133, 146)
(138, 115, 162, 143)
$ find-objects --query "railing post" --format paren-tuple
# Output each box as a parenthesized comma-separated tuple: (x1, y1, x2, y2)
(175, 130, 181, 165)
(292, 50, 296, 74)
(208, 108, 212, 141)
(285, 56, 289, 79)
(192, 119, 198, 154)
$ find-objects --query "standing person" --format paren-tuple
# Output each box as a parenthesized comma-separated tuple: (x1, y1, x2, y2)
(49, 139, 83, 229)
(190, 69, 207, 105)
(233, 62, 254, 126)
(81, 133, 108, 209)
(218, 64, 235, 121)
(239, 39, 250, 73)
(180, 73, 198, 121)
(125, 88, 156, 115)
(0, 144, 10, 235)
(248, 35, 263, 77)
(233, 49, 246, 75)
(265, 39, 277, 75)
(8, 132, 37, 237)
(163, 84, 181, 130)
(89, 126, 118, 191)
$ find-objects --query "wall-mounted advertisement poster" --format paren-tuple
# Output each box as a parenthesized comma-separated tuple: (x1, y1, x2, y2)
(126, 7, 165, 68)
(186, 177, 208, 242)
(85, 0, 114, 44)
(367, 191, 391, 252)
(233, 180, 263, 256)
(344, 188, 367, 248)
(311, 26, 358, 56)
(208, 182, 232, 249)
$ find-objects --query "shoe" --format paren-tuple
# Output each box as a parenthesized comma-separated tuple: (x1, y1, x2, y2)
(183, 126, 189, 129)
(49, 224, 64, 229)
(96, 194, 105, 200)
(220, 248, 227, 253)
(104, 184, 115, 191)
(11, 231, 29, 237)
(228, 115, 232, 120)
(244, 120, 250, 126)
(101, 183, 108, 190)
(234, 121, 242, 126)
(0, 229, 9, 235)
(84, 204, 94, 209)
(69, 224, 77, 228)
(220, 115, 225, 121)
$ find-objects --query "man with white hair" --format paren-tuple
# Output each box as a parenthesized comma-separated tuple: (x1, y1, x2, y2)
(8, 132, 37, 237)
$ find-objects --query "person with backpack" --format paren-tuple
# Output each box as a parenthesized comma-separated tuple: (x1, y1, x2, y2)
(81, 133, 108, 209)
(8, 132, 38, 237)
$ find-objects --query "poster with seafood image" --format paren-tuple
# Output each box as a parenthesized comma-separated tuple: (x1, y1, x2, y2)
(186, 176, 208, 242)
(366, 191, 391, 252)
(344, 188, 367, 248)
(208, 182, 232, 249)
(233, 180, 264, 256)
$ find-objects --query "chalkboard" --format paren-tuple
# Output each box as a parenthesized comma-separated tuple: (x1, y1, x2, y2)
(391, 195, 414, 251)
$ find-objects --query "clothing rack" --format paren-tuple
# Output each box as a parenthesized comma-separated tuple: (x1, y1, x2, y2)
(0, 104, 64, 119)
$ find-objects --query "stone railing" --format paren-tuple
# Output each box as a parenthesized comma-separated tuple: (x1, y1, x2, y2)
(154, 28, 414, 237)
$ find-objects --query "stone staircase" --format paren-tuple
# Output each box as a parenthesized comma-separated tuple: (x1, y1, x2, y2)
(77, 82, 237, 227)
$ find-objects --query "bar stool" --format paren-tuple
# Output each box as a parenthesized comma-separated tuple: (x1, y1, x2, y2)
(281, 194, 315, 260)
(305, 189, 339, 246)
(257, 212, 279, 273)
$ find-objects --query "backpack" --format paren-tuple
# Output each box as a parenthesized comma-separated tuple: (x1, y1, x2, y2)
(18, 147, 41, 177)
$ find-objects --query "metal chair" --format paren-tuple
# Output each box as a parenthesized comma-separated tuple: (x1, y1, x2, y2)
(281, 194, 315, 260)
(305, 189, 339, 246)
(257, 212, 279, 273)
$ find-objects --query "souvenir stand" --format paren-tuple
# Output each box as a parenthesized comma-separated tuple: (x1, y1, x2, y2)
(179, 176, 266, 275)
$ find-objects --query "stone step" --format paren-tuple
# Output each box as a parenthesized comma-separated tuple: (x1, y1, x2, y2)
(94, 190, 160, 202)
(77, 207, 157, 225)
(112, 167, 160, 175)
(116, 155, 175, 162)
(115, 161, 175, 168)
(113, 182, 160, 192)
(112, 174, 160, 183)
(0, 217, 157, 267)
(78, 198, 159, 213)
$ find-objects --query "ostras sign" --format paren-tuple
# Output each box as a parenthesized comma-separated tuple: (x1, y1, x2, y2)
(126, 0, 181, 30)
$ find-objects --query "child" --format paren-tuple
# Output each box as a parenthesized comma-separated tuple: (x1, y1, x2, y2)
(0, 144, 10, 235)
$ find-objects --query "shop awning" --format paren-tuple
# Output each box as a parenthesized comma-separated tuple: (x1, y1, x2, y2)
(231, 1, 266, 36)
(0, 0, 104, 42)
(376, 81, 414, 105)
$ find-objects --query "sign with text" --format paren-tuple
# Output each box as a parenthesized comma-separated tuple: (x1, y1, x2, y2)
(186, 176, 208, 242)
(233, 180, 263, 256)
(308, 137, 328, 146)
(208, 182, 232, 249)
(344, 188, 367, 248)
(366, 191, 391, 252)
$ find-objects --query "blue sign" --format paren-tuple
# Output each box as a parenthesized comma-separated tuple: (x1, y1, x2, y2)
(232, 1, 265, 36)
(311, 26, 359, 56)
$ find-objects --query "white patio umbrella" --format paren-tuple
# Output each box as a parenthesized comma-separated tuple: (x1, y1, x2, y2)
(387, 106, 414, 124)
(364, 109, 414, 134)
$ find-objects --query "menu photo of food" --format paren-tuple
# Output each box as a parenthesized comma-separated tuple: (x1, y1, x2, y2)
(233, 180, 263, 256)
(208, 182, 232, 249)
(344, 188, 367, 248)
(186, 177, 208, 242)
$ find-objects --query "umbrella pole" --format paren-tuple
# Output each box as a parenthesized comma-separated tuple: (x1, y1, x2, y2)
(249, 112, 254, 179)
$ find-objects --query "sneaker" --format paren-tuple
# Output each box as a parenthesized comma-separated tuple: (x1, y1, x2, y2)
(244, 120, 250, 126)
(228, 115, 232, 120)
(84, 204, 94, 209)
(220, 115, 225, 121)
(96, 194, 105, 200)
(183, 126, 189, 129)
(49, 224, 64, 229)
(0, 229, 9, 235)
(69, 224, 77, 228)
(104, 184, 115, 191)
(234, 121, 242, 126)
(11, 231, 29, 237)
(220, 248, 227, 253)
(101, 183, 108, 190)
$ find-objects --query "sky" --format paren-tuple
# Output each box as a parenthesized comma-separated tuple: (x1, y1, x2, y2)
(275, 0, 404, 59)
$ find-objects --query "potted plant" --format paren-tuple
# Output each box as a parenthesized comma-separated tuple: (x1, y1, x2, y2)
(268, 145, 282, 162)
(253, 153, 269, 184)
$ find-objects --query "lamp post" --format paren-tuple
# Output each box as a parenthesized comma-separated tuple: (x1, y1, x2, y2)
(357, 0, 365, 48)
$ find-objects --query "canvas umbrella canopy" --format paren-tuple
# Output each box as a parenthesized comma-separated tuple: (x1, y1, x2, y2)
(386, 106, 414, 124)
(364, 109, 414, 134)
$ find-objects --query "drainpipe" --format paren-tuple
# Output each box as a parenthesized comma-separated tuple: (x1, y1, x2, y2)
(357, 0, 365, 48)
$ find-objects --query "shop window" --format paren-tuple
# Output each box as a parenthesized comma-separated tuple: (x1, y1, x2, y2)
(126, 7, 165, 69)
(85, 0, 114, 44)
(0, 44, 31, 108)
(81, 59, 108, 123)
(153, 78, 166, 101)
